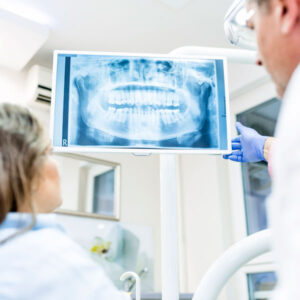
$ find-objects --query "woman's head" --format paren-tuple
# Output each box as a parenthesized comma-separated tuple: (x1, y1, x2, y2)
(0, 103, 62, 225)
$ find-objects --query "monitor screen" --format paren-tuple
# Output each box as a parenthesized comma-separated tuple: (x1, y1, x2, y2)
(51, 51, 231, 154)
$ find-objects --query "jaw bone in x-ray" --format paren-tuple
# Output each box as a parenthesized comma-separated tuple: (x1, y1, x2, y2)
(69, 56, 219, 148)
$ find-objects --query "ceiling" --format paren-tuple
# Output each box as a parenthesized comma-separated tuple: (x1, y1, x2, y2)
(4, 0, 234, 69)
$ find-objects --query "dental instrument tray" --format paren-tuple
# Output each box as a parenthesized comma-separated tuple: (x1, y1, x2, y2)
(51, 50, 231, 154)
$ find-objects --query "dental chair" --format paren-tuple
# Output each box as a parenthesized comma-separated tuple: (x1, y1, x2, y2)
(192, 229, 272, 300)
(122, 229, 272, 300)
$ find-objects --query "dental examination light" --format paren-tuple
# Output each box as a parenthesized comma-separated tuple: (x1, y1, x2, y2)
(170, 46, 256, 64)
(224, 0, 257, 50)
(193, 229, 272, 300)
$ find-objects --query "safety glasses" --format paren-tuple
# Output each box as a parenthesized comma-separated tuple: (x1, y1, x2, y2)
(224, 0, 257, 50)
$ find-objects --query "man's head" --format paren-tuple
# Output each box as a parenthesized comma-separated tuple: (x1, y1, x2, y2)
(246, 0, 300, 98)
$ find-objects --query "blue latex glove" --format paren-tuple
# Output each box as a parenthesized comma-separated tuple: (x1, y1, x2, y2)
(223, 122, 267, 163)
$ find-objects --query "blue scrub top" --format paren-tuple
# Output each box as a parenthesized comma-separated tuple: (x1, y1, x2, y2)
(0, 213, 129, 300)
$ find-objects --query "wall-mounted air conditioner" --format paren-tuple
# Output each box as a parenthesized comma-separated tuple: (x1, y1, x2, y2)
(27, 64, 52, 107)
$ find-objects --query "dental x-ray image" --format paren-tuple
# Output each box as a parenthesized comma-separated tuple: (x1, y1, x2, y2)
(52, 51, 230, 153)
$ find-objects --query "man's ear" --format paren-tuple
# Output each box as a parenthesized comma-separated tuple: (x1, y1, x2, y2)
(277, 0, 300, 34)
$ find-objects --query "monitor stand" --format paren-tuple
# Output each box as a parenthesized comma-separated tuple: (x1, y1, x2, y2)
(160, 154, 180, 300)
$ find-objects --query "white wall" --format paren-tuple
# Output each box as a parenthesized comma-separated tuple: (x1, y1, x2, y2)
(0, 66, 27, 103)
(87, 152, 162, 291)
(177, 154, 233, 299)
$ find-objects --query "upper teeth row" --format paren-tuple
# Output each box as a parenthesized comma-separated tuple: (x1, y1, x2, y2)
(107, 92, 179, 107)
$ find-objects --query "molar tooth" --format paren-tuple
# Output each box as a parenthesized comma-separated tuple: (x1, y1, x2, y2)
(138, 108, 143, 118)
(161, 92, 167, 107)
(133, 108, 138, 121)
(150, 91, 155, 106)
(121, 91, 127, 104)
(109, 94, 114, 104)
(113, 92, 118, 104)
(154, 91, 159, 107)
(145, 89, 150, 106)
(132, 90, 137, 106)
(150, 111, 156, 124)
(114, 110, 120, 122)
(145, 109, 151, 121)
(128, 108, 134, 122)
(167, 94, 172, 106)
(160, 109, 167, 124)
(137, 90, 142, 106)
(164, 110, 170, 124)
(128, 97, 132, 106)
(157, 92, 163, 107)
(142, 91, 146, 106)
(174, 95, 179, 107)
(115, 94, 122, 105)
(141, 90, 146, 106)
(146, 88, 151, 106)
(168, 110, 175, 123)
(127, 89, 132, 105)
(120, 109, 124, 122)
(165, 93, 169, 107)
(170, 111, 175, 122)
(119, 109, 124, 121)
(165, 110, 171, 124)
(164, 110, 169, 124)
(122, 108, 128, 122)
(171, 110, 179, 122)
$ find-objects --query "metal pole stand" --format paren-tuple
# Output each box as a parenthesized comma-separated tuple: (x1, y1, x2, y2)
(160, 154, 179, 300)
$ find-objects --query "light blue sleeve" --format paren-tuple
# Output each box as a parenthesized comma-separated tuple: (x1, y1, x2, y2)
(0, 228, 130, 300)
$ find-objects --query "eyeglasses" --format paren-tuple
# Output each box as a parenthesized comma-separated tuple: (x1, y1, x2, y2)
(224, 0, 257, 50)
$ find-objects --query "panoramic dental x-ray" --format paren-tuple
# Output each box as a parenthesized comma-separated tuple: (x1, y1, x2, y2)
(52, 53, 229, 152)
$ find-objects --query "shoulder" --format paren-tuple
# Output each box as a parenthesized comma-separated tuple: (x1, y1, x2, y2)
(0, 227, 101, 274)
(0, 228, 129, 300)
(275, 64, 300, 142)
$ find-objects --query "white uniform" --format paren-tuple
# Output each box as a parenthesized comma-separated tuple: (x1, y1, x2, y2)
(268, 64, 300, 299)
(0, 213, 130, 300)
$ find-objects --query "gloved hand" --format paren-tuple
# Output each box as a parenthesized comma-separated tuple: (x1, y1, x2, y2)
(223, 122, 268, 163)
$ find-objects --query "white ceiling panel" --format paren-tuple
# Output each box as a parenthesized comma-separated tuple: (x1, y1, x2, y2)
(0, 0, 234, 69)
(0, 9, 49, 70)
(158, 0, 193, 9)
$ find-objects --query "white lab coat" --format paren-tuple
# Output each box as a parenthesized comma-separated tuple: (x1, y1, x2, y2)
(267, 64, 300, 299)
(0, 213, 130, 300)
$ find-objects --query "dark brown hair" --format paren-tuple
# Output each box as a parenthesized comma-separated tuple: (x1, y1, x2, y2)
(0, 103, 49, 243)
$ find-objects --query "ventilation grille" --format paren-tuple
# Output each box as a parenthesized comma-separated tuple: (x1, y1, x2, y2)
(36, 84, 51, 104)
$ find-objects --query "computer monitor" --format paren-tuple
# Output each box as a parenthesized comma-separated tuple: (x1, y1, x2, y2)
(51, 51, 231, 154)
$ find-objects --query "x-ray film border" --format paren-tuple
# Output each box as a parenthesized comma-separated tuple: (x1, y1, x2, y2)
(54, 49, 229, 65)
(50, 50, 232, 154)
(51, 51, 231, 154)
(50, 52, 59, 149)
(221, 58, 232, 153)
(214, 60, 221, 149)
(51, 50, 231, 153)
(51, 147, 231, 155)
